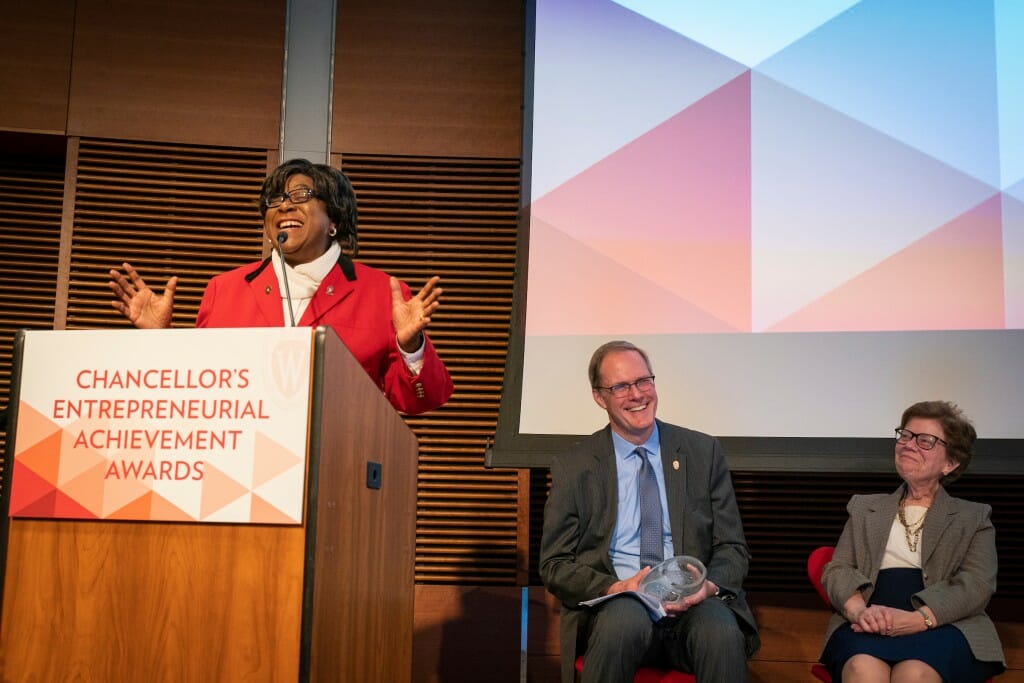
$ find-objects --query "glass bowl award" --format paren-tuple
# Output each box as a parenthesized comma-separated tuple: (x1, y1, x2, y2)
(639, 555, 708, 608)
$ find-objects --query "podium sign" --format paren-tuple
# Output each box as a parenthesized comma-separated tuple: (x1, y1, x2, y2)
(8, 328, 313, 524)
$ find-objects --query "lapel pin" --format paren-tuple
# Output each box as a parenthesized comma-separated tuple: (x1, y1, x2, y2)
(672, 460, 680, 470)
(264, 286, 272, 295)
(326, 285, 334, 296)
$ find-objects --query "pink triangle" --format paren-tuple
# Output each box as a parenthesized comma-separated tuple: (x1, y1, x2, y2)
(199, 463, 251, 520)
(9, 402, 63, 456)
(60, 458, 123, 518)
(250, 493, 301, 525)
(252, 431, 304, 488)
(58, 420, 119, 486)
(148, 492, 195, 522)
(531, 72, 751, 331)
(527, 215, 741, 334)
(770, 195, 1005, 332)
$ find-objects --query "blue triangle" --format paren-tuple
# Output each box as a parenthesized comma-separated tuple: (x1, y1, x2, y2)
(613, 0, 861, 66)
(756, 0, 1001, 188)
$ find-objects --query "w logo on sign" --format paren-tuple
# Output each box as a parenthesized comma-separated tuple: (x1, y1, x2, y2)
(270, 340, 311, 398)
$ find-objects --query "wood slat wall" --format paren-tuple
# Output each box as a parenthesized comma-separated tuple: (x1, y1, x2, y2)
(0, 151, 66, 474)
(63, 139, 271, 329)
(338, 154, 523, 583)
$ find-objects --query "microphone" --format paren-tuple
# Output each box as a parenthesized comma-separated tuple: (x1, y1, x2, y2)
(275, 232, 296, 327)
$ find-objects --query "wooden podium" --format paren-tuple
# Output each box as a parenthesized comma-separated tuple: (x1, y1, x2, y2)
(0, 327, 418, 682)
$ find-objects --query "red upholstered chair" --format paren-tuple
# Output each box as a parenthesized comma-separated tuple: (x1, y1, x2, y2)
(807, 545, 836, 682)
(574, 655, 695, 683)
(805, 545, 994, 683)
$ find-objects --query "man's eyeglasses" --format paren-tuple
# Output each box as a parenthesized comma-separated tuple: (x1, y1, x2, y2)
(595, 375, 655, 398)
(895, 428, 946, 450)
(263, 187, 320, 208)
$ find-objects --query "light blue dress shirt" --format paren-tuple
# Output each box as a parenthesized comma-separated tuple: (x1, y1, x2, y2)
(608, 425, 674, 579)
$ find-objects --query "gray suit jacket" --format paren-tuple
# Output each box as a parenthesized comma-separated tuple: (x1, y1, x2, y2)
(821, 484, 1005, 665)
(539, 421, 760, 683)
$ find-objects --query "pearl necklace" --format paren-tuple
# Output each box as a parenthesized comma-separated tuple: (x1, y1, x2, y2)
(898, 502, 928, 552)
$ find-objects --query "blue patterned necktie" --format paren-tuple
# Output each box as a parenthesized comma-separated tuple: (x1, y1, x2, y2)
(636, 446, 664, 568)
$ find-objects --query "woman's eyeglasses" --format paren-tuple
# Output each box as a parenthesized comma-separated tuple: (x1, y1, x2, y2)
(263, 187, 319, 208)
(894, 428, 946, 450)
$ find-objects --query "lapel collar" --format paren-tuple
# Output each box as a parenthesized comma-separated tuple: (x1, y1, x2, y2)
(299, 261, 356, 326)
(866, 486, 904, 560)
(657, 421, 686, 553)
(921, 485, 955, 566)
(597, 426, 619, 572)
(247, 260, 286, 326)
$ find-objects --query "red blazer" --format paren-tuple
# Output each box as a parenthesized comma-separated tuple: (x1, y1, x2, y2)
(195, 255, 454, 414)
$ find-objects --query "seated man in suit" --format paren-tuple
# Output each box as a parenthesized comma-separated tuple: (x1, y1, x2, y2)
(539, 340, 759, 682)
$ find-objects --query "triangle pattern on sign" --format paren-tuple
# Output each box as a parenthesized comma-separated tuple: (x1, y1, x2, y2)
(61, 458, 124, 518)
(12, 428, 64, 488)
(51, 488, 99, 520)
(8, 460, 60, 516)
(57, 426, 110, 488)
(252, 431, 304, 489)
(10, 402, 63, 456)
(769, 195, 1005, 332)
(148, 492, 195, 522)
(108, 491, 156, 520)
(199, 463, 251, 520)
(251, 493, 300, 525)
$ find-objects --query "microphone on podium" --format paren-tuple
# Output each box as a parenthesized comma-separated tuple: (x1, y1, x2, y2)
(275, 232, 296, 327)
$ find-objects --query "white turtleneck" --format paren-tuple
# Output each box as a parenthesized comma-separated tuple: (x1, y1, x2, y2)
(270, 242, 425, 372)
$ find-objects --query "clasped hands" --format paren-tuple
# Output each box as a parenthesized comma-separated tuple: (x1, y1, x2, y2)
(846, 604, 927, 637)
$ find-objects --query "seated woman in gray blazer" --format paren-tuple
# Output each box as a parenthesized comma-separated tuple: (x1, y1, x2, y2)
(818, 400, 1005, 683)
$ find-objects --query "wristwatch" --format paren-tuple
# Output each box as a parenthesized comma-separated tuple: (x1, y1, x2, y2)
(917, 608, 934, 628)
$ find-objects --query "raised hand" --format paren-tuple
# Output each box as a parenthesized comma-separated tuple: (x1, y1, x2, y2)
(108, 262, 177, 329)
(391, 275, 442, 353)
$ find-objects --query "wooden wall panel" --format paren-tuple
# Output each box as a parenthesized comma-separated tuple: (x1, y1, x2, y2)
(67, 0, 285, 149)
(63, 139, 271, 330)
(0, 1, 75, 134)
(334, 0, 524, 158)
(338, 154, 523, 584)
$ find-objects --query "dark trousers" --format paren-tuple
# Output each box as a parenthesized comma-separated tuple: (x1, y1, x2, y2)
(581, 594, 749, 683)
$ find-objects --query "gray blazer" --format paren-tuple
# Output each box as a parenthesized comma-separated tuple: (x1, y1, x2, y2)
(821, 484, 1005, 665)
(539, 421, 760, 683)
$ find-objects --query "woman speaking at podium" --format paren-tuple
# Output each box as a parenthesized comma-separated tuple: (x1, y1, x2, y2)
(108, 158, 453, 415)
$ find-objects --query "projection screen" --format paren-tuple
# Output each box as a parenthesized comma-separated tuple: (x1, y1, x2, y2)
(489, 0, 1024, 471)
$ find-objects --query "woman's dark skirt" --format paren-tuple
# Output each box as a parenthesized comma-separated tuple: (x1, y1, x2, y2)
(820, 568, 1003, 683)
